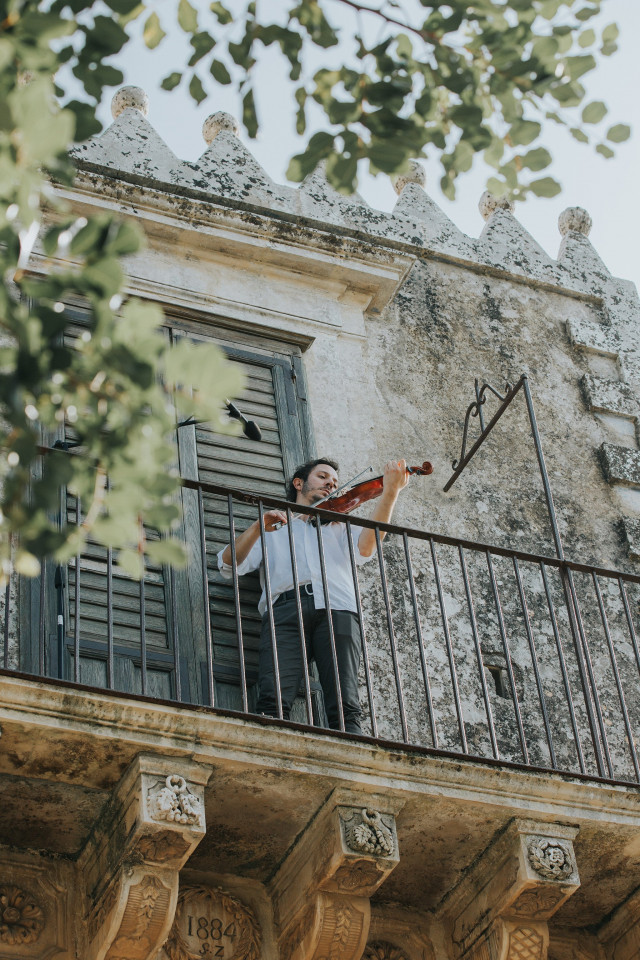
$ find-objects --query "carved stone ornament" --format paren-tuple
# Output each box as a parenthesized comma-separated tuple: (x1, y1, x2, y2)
(333, 860, 383, 894)
(508, 887, 565, 920)
(165, 886, 261, 960)
(340, 808, 395, 857)
(364, 940, 410, 960)
(314, 899, 367, 960)
(507, 926, 545, 960)
(105, 874, 171, 960)
(136, 831, 192, 863)
(527, 838, 574, 881)
(0, 885, 45, 945)
(148, 775, 203, 827)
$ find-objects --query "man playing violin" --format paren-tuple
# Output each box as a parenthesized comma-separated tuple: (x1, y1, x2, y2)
(218, 458, 410, 735)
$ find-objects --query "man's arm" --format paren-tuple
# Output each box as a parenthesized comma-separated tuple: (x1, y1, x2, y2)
(357, 460, 409, 558)
(220, 509, 289, 567)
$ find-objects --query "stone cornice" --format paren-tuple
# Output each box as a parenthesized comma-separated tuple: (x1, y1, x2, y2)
(1, 674, 640, 826)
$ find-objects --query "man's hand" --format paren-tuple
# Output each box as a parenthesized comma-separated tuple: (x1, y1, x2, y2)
(382, 459, 409, 498)
(221, 509, 288, 566)
(357, 459, 411, 558)
(263, 509, 288, 531)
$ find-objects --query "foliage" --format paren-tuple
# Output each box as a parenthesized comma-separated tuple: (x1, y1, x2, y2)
(0, 0, 629, 577)
(136, 0, 628, 199)
(0, 0, 243, 578)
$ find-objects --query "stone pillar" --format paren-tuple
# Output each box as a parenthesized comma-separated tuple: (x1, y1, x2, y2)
(79, 753, 210, 960)
(440, 820, 580, 960)
(271, 790, 403, 960)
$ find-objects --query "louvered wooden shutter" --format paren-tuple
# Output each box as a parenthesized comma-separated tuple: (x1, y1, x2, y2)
(173, 332, 312, 709)
(59, 310, 177, 697)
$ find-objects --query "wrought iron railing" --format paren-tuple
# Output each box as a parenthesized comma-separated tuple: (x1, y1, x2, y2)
(2, 476, 640, 786)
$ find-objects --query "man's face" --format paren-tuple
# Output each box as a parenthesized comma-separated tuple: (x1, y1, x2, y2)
(295, 463, 339, 505)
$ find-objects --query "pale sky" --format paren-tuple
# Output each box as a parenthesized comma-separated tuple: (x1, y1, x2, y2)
(96, 0, 640, 292)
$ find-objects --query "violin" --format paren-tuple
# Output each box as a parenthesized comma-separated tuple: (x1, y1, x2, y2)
(317, 461, 433, 516)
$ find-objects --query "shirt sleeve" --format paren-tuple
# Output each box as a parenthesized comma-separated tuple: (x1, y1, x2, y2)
(217, 536, 263, 579)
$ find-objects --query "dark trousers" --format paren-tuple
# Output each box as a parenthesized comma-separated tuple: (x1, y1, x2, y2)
(256, 592, 363, 734)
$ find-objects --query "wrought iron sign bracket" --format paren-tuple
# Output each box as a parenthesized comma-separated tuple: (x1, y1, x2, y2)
(444, 374, 565, 561)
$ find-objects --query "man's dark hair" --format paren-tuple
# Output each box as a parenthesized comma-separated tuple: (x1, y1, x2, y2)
(286, 458, 339, 502)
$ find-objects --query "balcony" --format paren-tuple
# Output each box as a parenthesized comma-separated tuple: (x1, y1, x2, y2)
(2, 477, 640, 960)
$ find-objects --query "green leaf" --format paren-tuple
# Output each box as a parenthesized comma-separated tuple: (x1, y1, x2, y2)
(596, 143, 614, 158)
(243, 88, 258, 138)
(509, 119, 542, 146)
(210, 59, 232, 84)
(161, 72, 182, 92)
(143, 12, 165, 49)
(520, 147, 552, 171)
(582, 101, 607, 124)
(530, 176, 561, 197)
(563, 54, 596, 81)
(578, 29, 595, 48)
(210, 1, 233, 24)
(117, 548, 144, 579)
(188, 74, 207, 105)
(606, 123, 631, 143)
(146, 538, 187, 567)
(570, 127, 589, 143)
(178, 0, 198, 33)
(602, 23, 619, 43)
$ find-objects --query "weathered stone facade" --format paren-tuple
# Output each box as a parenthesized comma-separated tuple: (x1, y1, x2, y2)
(2, 86, 640, 959)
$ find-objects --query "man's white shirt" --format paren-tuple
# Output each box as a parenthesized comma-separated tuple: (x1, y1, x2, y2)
(217, 517, 373, 616)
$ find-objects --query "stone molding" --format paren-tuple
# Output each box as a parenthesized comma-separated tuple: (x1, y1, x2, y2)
(271, 790, 403, 960)
(80, 754, 211, 960)
(439, 819, 580, 960)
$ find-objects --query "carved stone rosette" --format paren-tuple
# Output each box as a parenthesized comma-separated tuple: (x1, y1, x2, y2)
(165, 885, 261, 960)
(0, 884, 45, 946)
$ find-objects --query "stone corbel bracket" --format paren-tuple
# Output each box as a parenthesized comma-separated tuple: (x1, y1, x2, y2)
(271, 790, 404, 960)
(79, 753, 211, 960)
(440, 819, 580, 960)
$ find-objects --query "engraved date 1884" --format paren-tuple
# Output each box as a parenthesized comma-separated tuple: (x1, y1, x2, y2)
(187, 916, 237, 956)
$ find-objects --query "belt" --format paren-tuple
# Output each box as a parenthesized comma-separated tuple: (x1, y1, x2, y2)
(275, 583, 313, 604)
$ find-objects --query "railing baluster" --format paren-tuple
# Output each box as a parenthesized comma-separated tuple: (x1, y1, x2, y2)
(227, 495, 248, 714)
(285, 506, 313, 725)
(376, 527, 408, 742)
(139, 567, 147, 697)
(404, 533, 437, 748)
(539, 562, 585, 773)
(592, 573, 639, 781)
(170, 565, 181, 702)
(73, 496, 81, 683)
(346, 519, 377, 738)
(485, 550, 528, 764)
(197, 487, 215, 708)
(430, 539, 467, 753)
(259, 501, 283, 720)
(566, 569, 612, 778)
(314, 517, 344, 731)
(513, 557, 556, 768)
(106, 546, 114, 690)
(3, 577, 9, 671)
(458, 546, 497, 759)
(618, 578, 640, 682)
